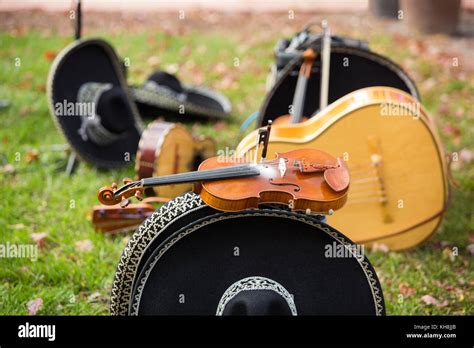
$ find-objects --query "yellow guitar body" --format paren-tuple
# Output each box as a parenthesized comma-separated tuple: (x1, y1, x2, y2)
(237, 87, 449, 250)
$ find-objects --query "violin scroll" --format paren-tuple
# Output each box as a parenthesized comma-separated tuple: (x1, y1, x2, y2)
(97, 178, 145, 207)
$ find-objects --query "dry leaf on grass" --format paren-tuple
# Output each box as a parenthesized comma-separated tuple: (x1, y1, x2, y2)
(421, 295, 448, 307)
(75, 239, 93, 252)
(467, 244, 474, 256)
(399, 283, 416, 297)
(87, 292, 101, 303)
(25, 149, 39, 163)
(31, 232, 47, 249)
(147, 55, 160, 67)
(27, 298, 43, 315)
(2, 163, 15, 174)
(43, 50, 56, 61)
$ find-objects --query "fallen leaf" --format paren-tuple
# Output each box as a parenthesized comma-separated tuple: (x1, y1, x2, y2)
(75, 239, 93, 252)
(421, 294, 438, 305)
(459, 149, 473, 163)
(44, 50, 56, 61)
(442, 124, 461, 138)
(25, 149, 39, 163)
(87, 292, 101, 302)
(421, 294, 448, 307)
(31, 232, 47, 249)
(213, 62, 229, 75)
(371, 243, 389, 253)
(215, 74, 236, 90)
(147, 55, 160, 67)
(165, 63, 179, 74)
(2, 164, 15, 174)
(27, 298, 43, 315)
(399, 282, 416, 297)
(467, 244, 474, 256)
(445, 285, 464, 300)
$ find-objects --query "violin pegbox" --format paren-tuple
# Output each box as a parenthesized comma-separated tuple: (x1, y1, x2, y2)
(97, 178, 145, 207)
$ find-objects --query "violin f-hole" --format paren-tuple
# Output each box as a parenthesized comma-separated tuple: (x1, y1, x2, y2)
(269, 178, 301, 192)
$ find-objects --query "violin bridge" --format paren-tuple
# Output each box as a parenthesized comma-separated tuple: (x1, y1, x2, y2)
(279, 157, 287, 177)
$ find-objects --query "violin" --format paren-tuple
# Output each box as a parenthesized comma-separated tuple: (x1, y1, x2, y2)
(98, 147, 350, 214)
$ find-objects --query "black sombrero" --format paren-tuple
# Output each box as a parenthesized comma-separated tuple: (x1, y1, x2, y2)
(111, 193, 385, 316)
(130, 70, 232, 121)
(258, 28, 419, 127)
(47, 38, 143, 168)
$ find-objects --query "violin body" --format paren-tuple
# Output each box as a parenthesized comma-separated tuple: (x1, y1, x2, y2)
(197, 149, 348, 212)
(98, 149, 349, 215)
(236, 87, 449, 250)
(136, 120, 215, 198)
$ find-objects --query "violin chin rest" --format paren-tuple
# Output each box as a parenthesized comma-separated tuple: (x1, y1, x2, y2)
(324, 157, 350, 192)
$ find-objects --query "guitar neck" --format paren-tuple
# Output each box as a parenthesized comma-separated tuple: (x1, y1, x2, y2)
(141, 164, 260, 187)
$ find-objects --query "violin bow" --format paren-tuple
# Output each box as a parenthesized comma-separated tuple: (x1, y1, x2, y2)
(319, 20, 331, 110)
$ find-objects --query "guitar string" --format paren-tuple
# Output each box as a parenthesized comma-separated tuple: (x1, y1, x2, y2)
(141, 159, 411, 203)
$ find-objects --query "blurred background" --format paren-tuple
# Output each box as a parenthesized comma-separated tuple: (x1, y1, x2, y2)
(0, 0, 472, 316)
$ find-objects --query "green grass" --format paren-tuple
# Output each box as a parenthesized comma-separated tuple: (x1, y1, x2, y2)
(0, 27, 472, 315)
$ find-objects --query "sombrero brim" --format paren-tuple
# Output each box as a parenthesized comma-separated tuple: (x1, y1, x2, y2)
(47, 38, 143, 168)
(110, 193, 385, 316)
(131, 81, 232, 121)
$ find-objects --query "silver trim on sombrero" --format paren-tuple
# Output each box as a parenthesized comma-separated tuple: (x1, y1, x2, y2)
(110, 192, 206, 316)
(215, 276, 298, 316)
(132, 81, 232, 119)
(46, 38, 144, 168)
(77, 82, 122, 145)
(128, 207, 385, 316)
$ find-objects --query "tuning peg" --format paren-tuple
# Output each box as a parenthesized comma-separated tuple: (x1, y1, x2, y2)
(134, 191, 144, 201)
(123, 177, 132, 184)
(120, 198, 131, 208)
(111, 182, 118, 191)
